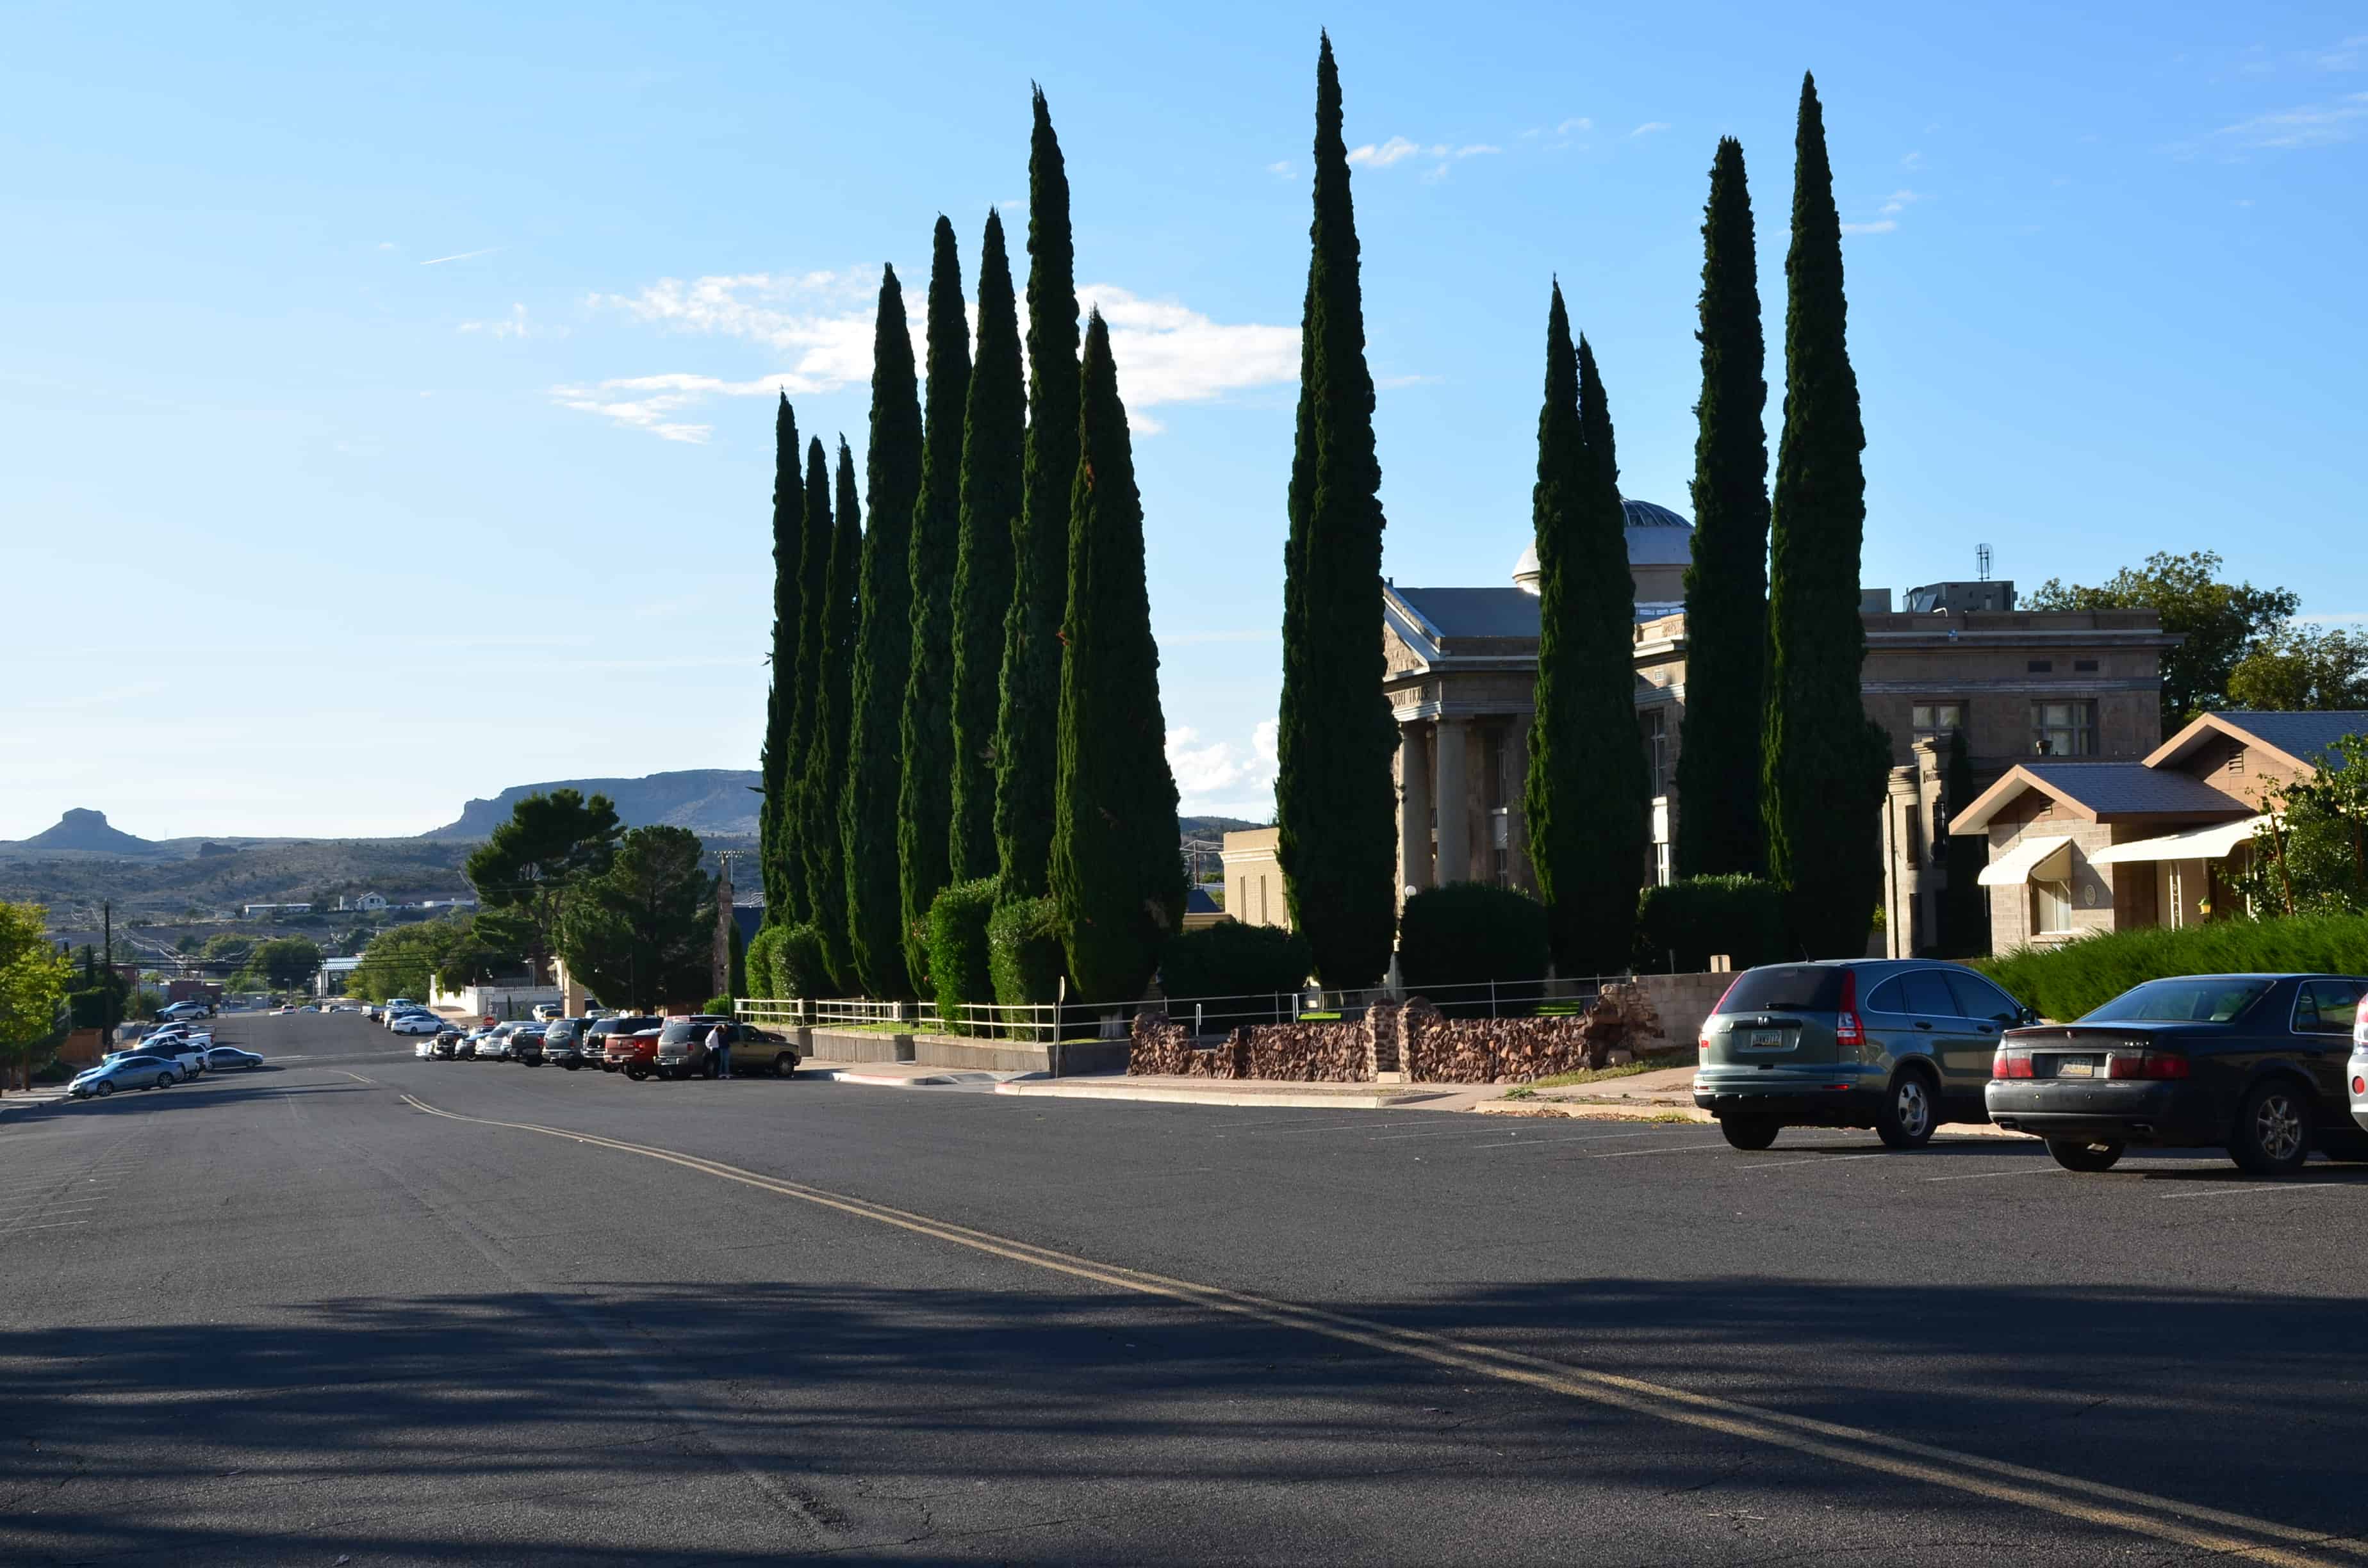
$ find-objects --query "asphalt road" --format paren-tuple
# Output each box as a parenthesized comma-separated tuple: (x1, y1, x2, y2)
(4, 1010, 2367, 1566)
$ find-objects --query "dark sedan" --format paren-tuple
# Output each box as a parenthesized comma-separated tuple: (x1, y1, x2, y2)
(1987, 973, 2368, 1173)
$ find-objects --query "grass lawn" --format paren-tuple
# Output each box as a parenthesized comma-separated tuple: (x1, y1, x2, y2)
(1522, 1049, 1692, 1090)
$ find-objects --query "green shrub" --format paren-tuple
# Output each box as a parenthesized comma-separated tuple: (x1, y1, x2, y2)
(777, 923, 833, 1000)
(988, 895, 1066, 1008)
(1634, 876, 1789, 974)
(701, 993, 734, 1016)
(928, 879, 998, 1031)
(1979, 912, 2368, 1022)
(1159, 920, 1311, 1000)
(744, 923, 785, 999)
(1398, 881, 1550, 993)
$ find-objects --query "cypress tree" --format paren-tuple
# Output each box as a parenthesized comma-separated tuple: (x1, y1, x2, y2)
(898, 218, 973, 986)
(992, 87, 1080, 901)
(1524, 293, 1648, 974)
(1049, 311, 1185, 1002)
(1674, 137, 1772, 881)
(757, 395, 805, 923)
(786, 432, 832, 910)
(843, 265, 923, 999)
(1763, 74, 1887, 957)
(1939, 728, 1987, 956)
(1274, 32, 1399, 989)
(802, 438, 861, 992)
(950, 208, 1024, 884)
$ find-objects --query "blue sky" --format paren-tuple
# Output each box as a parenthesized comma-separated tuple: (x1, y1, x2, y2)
(4, 3, 2364, 840)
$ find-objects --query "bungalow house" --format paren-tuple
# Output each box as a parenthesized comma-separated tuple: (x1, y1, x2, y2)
(1949, 710, 2368, 951)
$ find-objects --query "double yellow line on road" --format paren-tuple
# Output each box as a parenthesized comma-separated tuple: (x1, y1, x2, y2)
(397, 1091, 2360, 1566)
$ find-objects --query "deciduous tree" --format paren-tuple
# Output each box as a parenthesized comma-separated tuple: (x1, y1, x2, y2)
(2029, 550, 2303, 726)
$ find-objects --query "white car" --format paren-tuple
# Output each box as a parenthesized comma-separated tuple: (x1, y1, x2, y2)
(390, 1014, 442, 1036)
(111, 1039, 206, 1078)
(413, 1038, 436, 1059)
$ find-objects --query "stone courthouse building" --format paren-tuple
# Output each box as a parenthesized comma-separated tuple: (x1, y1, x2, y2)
(1226, 498, 2179, 958)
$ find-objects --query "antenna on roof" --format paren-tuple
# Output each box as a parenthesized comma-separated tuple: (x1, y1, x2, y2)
(1976, 543, 1993, 582)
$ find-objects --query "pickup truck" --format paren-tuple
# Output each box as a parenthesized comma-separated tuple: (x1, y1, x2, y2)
(586, 1015, 662, 1074)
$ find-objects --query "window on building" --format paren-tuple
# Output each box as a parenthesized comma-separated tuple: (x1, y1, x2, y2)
(1640, 709, 1670, 797)
(2027, 660, 2053, 674)
(1910, 703, 1963, 745)
(2030, 701, 2096, 756)
(1481, 728, 1508, 813)
(2073, 658, 2098, 673)
(2033, 878, 2074, 935)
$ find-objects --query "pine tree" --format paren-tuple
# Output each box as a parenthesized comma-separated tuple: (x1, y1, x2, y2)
(1049, 311, 1185, 1002)
(1674, 137, 1772, 881)
(757, 395, 805, 923)
(992, 87, 1080, 901)
(1763, 74, 1887, 958)
(843, 265, 923, 999)
(950, 208, 1024, 884)
(1275, 33, 1399, 989)
(898, 218, 973, 986)
(802, 438, 861, 992)
(1524, 291, 1648, 974)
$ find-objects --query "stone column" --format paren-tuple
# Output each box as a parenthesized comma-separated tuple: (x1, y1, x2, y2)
(1398, 723, 1432, 901)
(1434, 717, 1471, 885)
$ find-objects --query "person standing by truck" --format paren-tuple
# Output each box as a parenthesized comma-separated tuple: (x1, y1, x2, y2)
(707, 1021, 733, 1079)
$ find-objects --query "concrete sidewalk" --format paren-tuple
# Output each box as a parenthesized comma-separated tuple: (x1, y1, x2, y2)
(0, 1086, 77, 1123)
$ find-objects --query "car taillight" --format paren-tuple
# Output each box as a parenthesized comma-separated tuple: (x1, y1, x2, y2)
(2355, 995, 2368, 1046)
(1993, 1049, 2033, 1079)
(1832, 970, 1864, 1052)
(2106, 1051, 2189, 1081)
(2351, 1075, 2365, 1097)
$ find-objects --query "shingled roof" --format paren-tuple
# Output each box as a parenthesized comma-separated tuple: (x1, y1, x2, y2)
(1952, 761, 2253, 834)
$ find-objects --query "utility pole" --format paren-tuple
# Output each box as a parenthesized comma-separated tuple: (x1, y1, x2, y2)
(711, 850, 749, 1000)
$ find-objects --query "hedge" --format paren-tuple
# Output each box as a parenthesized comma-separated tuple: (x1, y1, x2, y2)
(988, 895, 1066, 1008)
(1398, 881, 1550, 995)
(775, 923, 832, 1001)
(744, 924, 785, 999)
(701, 993, 734, 1017)
(1159, 920, 1311, 1002)
(1634, 875, 1789, 975)
(1980, 913, 2368, 1022)
(928, 878, 998, 1031)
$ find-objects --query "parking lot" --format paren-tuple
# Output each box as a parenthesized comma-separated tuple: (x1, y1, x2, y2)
(6, 1007, 2367, 1564)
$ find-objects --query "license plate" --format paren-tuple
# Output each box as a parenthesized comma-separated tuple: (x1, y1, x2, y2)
(2056, 1058, 2095, 1078)
(1745, 1029, 1788, 1050)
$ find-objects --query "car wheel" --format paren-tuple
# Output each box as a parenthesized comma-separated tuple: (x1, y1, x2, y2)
(773, 1053, 796, 1078)
(1718, 1115, 1779, 1150)
(627, 1067, 648, 1081)
(2230, 1079, 2313, 1175)
(1874, 1069, 1937, 1150)
(94, 1081, 114, 1098)
(2046, 1138, 2125, 1173)
(563, 1061, 579, 1072)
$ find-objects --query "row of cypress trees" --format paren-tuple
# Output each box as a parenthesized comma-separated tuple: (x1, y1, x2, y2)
(758, 88, 1183, 1006)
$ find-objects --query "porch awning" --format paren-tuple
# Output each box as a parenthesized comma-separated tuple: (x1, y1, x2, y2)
(2088, 815, 2269, 866)
(1978, 833, 2075, 888)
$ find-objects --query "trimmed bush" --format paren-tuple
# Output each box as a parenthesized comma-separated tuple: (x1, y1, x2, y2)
(1158, 922, 1313, 1018)
(928, 878, 998, 1031)
(1398, 882, 1550, 993)
(989, 895, 1066, 1007)
(1981, 913, 2368, 1022)
(1634, 875, 1789, 975)
(744, 924, 786, 999)
(776, 923, 832, 1000)
(701, 993, 734, 1017)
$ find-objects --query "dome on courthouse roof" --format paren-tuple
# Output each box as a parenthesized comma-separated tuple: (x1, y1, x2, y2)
(1512, 498, 1695, 594)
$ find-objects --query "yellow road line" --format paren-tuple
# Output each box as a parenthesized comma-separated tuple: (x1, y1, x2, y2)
(395, 1091, 2360, 1567)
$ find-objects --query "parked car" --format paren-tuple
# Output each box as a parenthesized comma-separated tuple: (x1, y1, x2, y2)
(470, 1024, 520, 1062)
(1692, 959, 2032, 1151)
(1989, 973, 2368, 1173)
(541, 1018, 593, 1069)
(652, 1017, 736, 1079)
(385, 1008, 434, 1031)
(159, 1000, 213, 1021)
(414, 1036, 436, 1060)
(202, 1047, 264, 1071)
(70, 1053, 182, 1097)
(113, 1038, 208, 1080)
(2351, 1000, 2368, 1138)
(585, 1015, 661, 1073)
(390, 1014, 441, 1036)
(736, 1025, 802, 1079)
(604, 1022, 668, 1079)
(531, 1003, 561, 1022)
(511, 1025, 550, 1065)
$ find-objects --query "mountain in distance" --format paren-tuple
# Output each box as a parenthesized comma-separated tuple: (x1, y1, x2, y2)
(9, 808, 166, 857)
(423, 769, 763, 841)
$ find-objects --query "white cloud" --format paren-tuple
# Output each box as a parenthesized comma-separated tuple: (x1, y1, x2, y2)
(1557, 117, 1592, 135)
(1347, 135, 1424, 167)
(1879, 188, 1927, 215)
(2315, 34, 2368, 70)
(1267, 159, 1295, 178)
(1455, 143, 1501, 158)
(568, 270, 1301, 441)
(1628, 121, 1670, 138)
(421, 246, 502, 266)
(1839, 219, 1898, 235)
(1901, 150, 1923, 169)
(459, 302, 539, 339)
(1166, 719, 1279, 812)
(2214, 91, 2368, 148)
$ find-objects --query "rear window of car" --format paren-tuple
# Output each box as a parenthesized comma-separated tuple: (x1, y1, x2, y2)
(658, 1022, 707, 1045)
(1716, 966, 1845, 1015)
(2082, 977, 2272, 1023)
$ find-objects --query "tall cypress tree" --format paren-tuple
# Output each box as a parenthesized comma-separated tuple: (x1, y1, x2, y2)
(843, 265, 923, 999)
(1275, 32, 1399, 989)
(992, 86, 1080, 901)
(801, 439, 860, 992)
(787, 432, 832, 908)
(1675, 137, 1772, 881)
(757, 394, 805, 924)
(898, 218, 973, 986)
(1524, 293, 1647, 974)
(1763, 73, 1887, 957)
(950, 208, 1024, 885)
(1049, 311, 1185, 1002)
